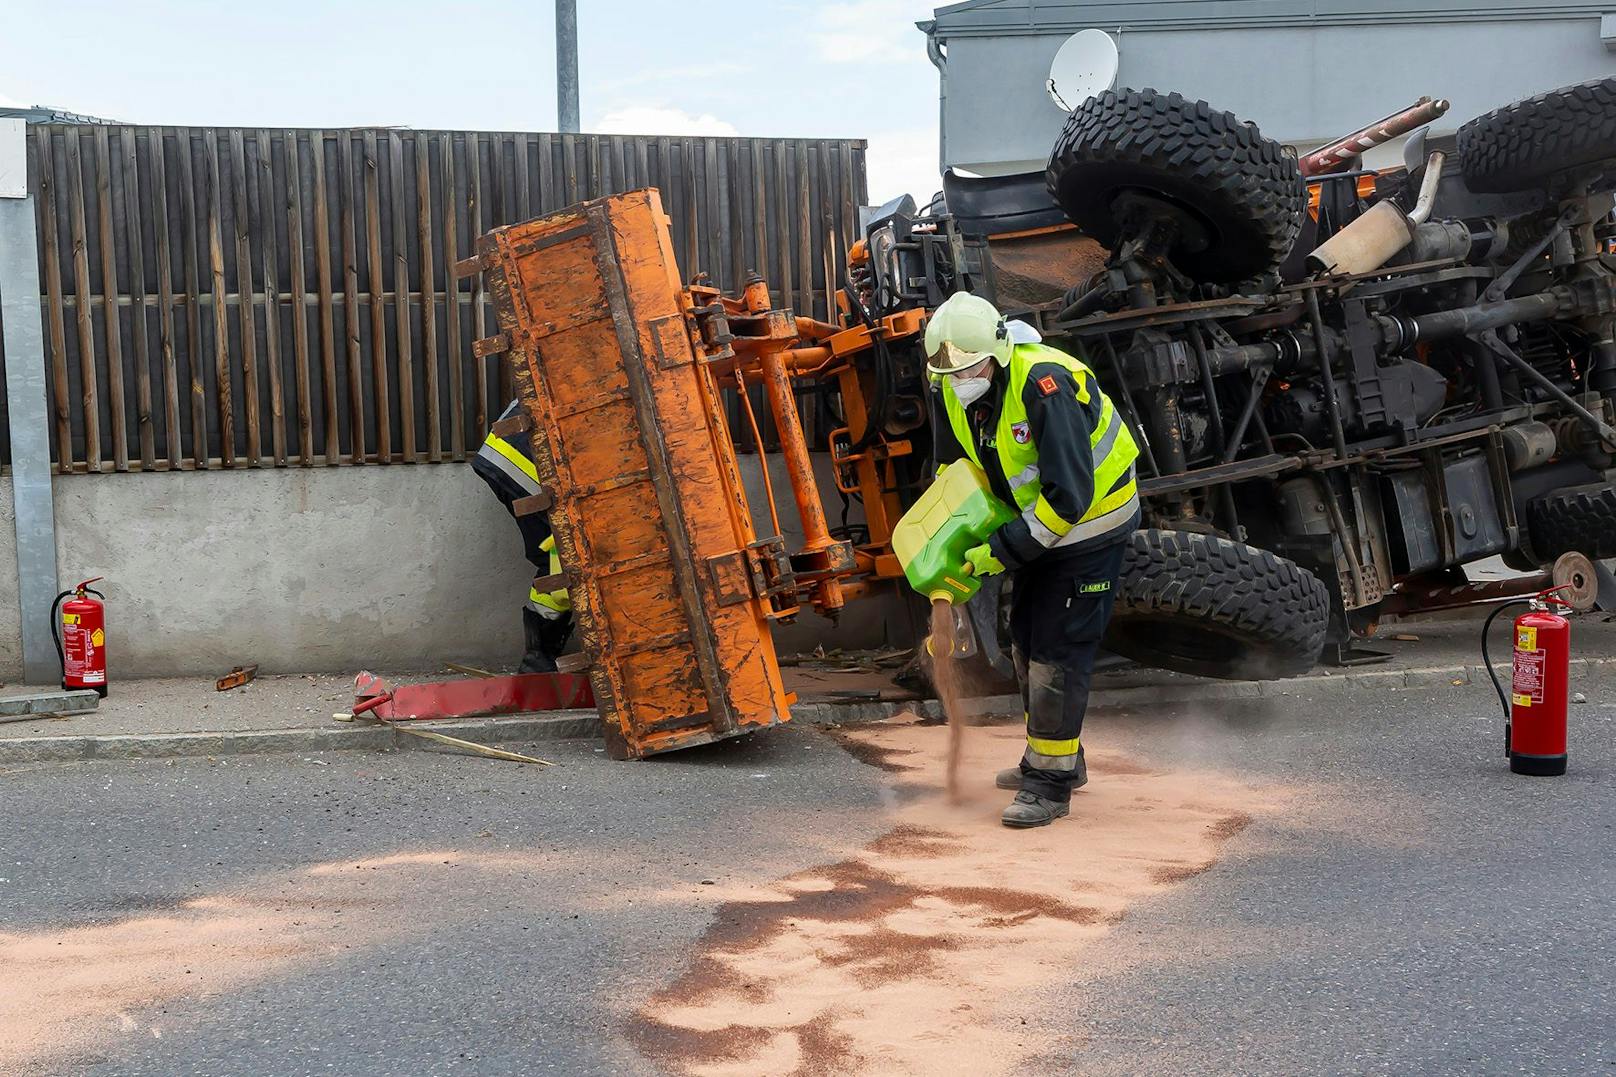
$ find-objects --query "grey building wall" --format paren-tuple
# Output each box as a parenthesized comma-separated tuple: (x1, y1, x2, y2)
(928, 1, 1616, 175)
(0, 458, 899, 681)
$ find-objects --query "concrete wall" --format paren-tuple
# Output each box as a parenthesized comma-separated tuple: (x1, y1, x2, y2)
(939, 15, 1616, 175)
(0, 454, 908, 682)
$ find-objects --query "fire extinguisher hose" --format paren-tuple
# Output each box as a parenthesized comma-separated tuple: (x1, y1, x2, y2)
(1480, 600, 1532, 720)
(48, 590, 73, 675)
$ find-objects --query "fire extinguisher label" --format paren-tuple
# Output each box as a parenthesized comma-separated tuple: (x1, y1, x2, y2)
(90, 628, 104, 647)
(1513, 646, 1546, 708)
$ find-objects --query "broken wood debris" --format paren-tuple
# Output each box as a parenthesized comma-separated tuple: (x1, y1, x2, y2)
(215, 664, 259, 691)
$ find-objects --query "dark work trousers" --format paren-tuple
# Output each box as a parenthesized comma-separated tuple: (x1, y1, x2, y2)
(1010, 537, 1127, 801)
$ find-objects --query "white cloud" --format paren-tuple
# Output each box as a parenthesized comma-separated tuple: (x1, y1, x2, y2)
(591, 105, 739, 137)
(811, 1, 932, 64)
(864, 126, 942, 206)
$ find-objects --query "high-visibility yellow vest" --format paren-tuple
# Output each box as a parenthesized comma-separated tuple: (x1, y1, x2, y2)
(942, 343, 1139, 548)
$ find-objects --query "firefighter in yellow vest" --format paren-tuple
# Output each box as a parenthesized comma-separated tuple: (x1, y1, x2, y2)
(926, 292, 1140, 828)
(472, 401, 573, 673)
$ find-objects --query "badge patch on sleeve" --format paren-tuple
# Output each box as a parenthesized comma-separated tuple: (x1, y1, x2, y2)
(1037, 374, 1060, 397)
(1011, 421, 1031, 444)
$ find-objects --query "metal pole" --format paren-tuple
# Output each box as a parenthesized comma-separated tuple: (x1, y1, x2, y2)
(556, 0, 580, 133)
(0, 120, 63, 684)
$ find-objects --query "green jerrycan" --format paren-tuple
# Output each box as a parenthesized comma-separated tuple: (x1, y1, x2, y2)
(892, 460, 1016, 604)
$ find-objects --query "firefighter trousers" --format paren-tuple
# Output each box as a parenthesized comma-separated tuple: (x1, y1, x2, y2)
(1010, 537, 1127, 802)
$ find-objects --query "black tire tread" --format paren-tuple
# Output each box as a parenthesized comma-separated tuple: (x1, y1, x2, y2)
(1107, 529, 1330, 679)
(1457, 78, 1616, 194)
(1525, 482, 1616, 561)
(1045, 87, 1305, 282)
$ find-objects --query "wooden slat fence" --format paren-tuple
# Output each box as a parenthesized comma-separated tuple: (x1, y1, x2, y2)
(0, 126, 868, 472)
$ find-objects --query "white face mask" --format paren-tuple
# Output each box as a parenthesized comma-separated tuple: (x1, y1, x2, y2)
(951, 375, 993, 407)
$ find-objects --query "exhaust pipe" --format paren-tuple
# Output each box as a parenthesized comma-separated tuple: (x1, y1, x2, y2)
(1307, 152, 1445, 276)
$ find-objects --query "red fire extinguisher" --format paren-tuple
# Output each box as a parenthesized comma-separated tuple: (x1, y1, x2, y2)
(51, 578, 108, 697)
(1483, 587, 1571, 776)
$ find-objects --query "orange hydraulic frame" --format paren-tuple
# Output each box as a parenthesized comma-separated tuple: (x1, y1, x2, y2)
(688, 272, 926, 622)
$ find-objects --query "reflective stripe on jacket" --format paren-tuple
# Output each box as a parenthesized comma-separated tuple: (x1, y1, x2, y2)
(472, 400, 543, 503)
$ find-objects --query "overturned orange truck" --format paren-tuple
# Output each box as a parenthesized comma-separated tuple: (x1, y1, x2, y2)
(468, 79, 1616, 757)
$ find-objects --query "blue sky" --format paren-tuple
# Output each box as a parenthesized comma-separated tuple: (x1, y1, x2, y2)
(1, 0, 942, 201)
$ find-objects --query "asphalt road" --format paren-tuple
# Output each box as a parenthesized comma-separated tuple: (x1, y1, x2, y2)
(2, 664, 1614, 1075)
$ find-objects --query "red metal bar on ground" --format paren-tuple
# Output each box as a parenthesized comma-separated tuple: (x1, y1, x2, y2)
(351, 670, 595, 720)
(1299, 97, 1450, 177)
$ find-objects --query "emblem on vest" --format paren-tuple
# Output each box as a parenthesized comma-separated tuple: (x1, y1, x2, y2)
(1011, 421, 1031, 444)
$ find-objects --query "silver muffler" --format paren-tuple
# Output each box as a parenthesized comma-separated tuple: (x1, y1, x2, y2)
(1307, 151, 1445, 276)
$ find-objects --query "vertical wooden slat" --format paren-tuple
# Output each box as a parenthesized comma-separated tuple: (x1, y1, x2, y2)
(34, 128, 73, 472)
(64, 128, 103, 471)
(309, 130, 341, 465)
(467, 134, 487, 438)
(701, 140, 720, 287)
(176, 128, 210, 467)
(489, 134, 512, 407)
(416, 135, 441, 463)
(338, 133, 366, 465)
(228, 129, 260, 465)
(203, 132, 235, 467)
(561, 133, 579, 205)
(772, 139, 792, 311)
(253, 130, 287, 466)
(728, 139, 746, 283)
(390, 131, 416, 461)
(709, 139, 727, 290)
(120, 128, 156, 470)
(441, 131, 464, 461)
(514, 131, 531, 222)
(536, 132, 555, 214)
(92, 127, 129, 471)
(285, 130, 314, 466)
(795, 140, 812, 317)
(820, 141, 838, 326)
(684, 139, 701, 279)
(588, 136, 603, 199)
(361, 130, 391, 463)
(148, 129, 182, 468)
(751, 141, 768, 287)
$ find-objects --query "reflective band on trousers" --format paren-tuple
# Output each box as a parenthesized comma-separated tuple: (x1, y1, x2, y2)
(527, 586, 569, 619)
(529, 534, 571, 616)
(1023, 733, 1082, 771)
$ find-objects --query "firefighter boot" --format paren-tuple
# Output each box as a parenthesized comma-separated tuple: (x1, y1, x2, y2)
(518, 609, 573, 674)
(1001, 790, 1071, 829)
(995, 746, 1088, 790)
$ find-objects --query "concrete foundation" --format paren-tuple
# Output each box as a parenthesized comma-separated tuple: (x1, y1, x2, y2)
(0, 454, 911, 681)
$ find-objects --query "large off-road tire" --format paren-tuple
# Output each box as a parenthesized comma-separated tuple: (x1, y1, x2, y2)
(1457, 78, 1616, 194)
(1045, 88, 1305, 283)
(1105, 529, 1330, 680)
(1525, 482, 1616, 560)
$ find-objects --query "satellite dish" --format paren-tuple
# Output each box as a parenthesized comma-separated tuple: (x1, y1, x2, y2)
(1047, 29, 1119, 112)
